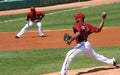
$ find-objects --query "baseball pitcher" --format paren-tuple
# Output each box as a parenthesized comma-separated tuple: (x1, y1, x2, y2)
(15, 6, 45, 38)
(60, 12, 119, 75)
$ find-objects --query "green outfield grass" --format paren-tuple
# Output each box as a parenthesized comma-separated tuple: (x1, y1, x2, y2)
(0, 2, 120, 32)
(0, 46, 120, 75)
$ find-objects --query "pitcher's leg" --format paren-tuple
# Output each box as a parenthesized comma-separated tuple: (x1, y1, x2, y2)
(36, 22, 44, 36)
(83, 41, 113, 65)
(60, 49, 82, 75)
(86, 48, 113, 65)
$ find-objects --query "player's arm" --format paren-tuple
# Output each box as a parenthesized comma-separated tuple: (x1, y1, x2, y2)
(67, 32, 80, 45)
(34, 12, 45, 23)
(39, 12, 45, 20)
(98, 12, 107, 32)
(26, 14, 30, 23)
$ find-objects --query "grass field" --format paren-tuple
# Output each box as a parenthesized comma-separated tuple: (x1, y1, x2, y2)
(0, 2, 120, 75)
(0, 2, 120, 32)
(0, 47, 120, 75)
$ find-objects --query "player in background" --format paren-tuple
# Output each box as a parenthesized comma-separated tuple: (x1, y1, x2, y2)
(60, 12, 119, 75)
(15, 6, 45, 38)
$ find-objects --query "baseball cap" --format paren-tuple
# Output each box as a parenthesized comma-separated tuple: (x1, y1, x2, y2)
(74, 13, 85, 19)
(30, 6, 35, 11)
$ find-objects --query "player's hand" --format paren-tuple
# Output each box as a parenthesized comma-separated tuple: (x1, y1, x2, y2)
(66, 40, 71, 45)
(102, 12, 107, 19)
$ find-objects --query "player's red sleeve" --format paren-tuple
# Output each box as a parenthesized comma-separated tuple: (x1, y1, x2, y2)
(73, 22, 82, 33)
(73, 25, 81, 32)
(37, 11, 45, 17)
(41, 12, 45, 16)
(88, 24, 99, 33)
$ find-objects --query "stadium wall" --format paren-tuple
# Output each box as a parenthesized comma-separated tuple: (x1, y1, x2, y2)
(0, 0, 79, 11)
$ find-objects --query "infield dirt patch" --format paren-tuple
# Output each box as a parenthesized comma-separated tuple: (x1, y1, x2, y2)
(42, 66, 120, 75)
(0, 27, 120, 50)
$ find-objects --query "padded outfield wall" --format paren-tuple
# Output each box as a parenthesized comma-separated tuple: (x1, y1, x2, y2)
(0, 0, 79, 11)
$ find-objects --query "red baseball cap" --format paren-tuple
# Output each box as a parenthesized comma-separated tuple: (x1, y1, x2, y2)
(74, 13, 85, 19)
(30, 6, 35, 11)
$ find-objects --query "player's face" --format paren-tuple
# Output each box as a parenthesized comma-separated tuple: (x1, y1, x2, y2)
(75, 18, 83, 22)
(75, 18, 79, 22)
(31, 10, 36, 14)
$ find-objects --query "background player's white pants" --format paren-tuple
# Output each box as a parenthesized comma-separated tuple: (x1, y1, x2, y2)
(16, 20, 44, 37)
(60, 41, 114, 75)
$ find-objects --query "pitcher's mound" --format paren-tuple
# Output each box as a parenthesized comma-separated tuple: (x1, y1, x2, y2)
(42, 65, 120, 75)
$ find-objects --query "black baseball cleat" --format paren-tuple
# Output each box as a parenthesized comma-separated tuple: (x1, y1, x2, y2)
(15, 36, 20, 38)
(113, 58, 119, 68)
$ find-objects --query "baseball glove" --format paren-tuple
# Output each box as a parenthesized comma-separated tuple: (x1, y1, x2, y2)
(64, 33, 72, 42)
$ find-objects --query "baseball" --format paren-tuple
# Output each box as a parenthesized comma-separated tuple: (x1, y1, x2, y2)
(102, 12, 107, 19)
(102, 12, 106, 15)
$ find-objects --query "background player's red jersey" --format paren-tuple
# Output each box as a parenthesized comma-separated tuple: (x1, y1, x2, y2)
(26, 11, 45, 21)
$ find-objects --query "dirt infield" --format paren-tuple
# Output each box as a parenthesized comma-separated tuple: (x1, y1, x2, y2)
(0, 0, 120, 75)
(42, 66, 120, 75)
(0, 27, 120, 50)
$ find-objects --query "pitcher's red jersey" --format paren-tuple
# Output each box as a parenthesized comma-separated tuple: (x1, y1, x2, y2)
(73, 22, 99, 43)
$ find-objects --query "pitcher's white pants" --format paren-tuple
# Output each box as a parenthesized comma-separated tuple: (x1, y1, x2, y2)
(60, 41, 114, 75)
(16, 20, 44, 37)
